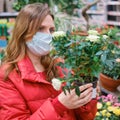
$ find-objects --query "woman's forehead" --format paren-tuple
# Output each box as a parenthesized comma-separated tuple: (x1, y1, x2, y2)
(41, 15, 55, 27)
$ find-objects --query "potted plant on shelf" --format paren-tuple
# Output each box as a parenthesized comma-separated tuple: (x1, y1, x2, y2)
(51, 29, 110, 96)
(96, 25, 120, 46)
(94, 25, 120, 92)
(99, 43, 120, 92)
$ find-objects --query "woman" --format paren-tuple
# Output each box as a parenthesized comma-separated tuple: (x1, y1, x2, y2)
(0, 3, 98, 120)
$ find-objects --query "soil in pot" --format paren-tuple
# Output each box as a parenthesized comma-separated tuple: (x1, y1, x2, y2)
(74, 76, 98, 98)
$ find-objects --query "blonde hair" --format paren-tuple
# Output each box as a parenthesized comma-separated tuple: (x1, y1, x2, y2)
(3, 3, 58, 81)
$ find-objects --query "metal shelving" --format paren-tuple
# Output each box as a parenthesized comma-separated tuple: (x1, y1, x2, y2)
(106, 0, 120, 26)
(0, 1, 120, 27)
(0, 12, 18, 18)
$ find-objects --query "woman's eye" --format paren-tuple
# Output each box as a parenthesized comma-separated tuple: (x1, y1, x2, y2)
(39, 27, 44, 31)
(50, 28, 55, 33)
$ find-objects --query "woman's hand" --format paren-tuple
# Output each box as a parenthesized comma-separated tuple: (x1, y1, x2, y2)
(96, 81, 101, 97)
(58, 83, 93, 109)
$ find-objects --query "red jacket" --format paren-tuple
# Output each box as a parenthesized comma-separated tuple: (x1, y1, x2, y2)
(0, 56, 97, 120)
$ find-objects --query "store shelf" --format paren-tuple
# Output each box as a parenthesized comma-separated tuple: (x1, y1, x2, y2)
(80, 0, 107, 26)
(107, 1, 120, 5)
(0, 1, 119, 27)
(81, 0, 120, 26)
(106, 0, 120, 26)
(87, 10, 105, 14)
(107, 11, 120, 16)
(107, 21, 120, 26)
(0, 12, 18, 18)
(100, 85, 120, 97)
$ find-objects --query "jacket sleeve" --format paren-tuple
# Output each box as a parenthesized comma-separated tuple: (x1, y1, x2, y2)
(0, 79, 61, 120)
(74, 99, 97, 120)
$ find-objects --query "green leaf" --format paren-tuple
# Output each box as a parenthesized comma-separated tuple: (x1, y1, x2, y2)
(105, 60, 114, 68)
(101, 53, 107, 62)
(62, 87, 67, 95)
(75, 86, 81, 96)
(93, 56, 99, 62)
(96, 50, 103, 55)
(65, 86, 71, 93)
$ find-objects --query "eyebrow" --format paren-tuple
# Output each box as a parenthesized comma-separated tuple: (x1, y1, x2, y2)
(40, 25, 55, 28)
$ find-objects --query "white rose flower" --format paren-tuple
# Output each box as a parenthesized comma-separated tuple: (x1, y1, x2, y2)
(86, 35, 100, 43)
(88, 30, 99, 35)
(103, 35, 109, 39)
(52, 31, 66, 38)
(112, 50, 115, 54)
(116, 58, 120, 62)
(52, 78, 62, 91)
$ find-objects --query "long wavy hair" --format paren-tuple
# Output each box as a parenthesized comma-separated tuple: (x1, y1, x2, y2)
(3, 3, 59, 81)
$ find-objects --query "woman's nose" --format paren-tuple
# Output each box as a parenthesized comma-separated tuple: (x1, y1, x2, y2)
(45, 29, 51, 34)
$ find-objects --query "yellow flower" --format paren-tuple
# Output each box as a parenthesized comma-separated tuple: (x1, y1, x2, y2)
(106, 102, 111, 106)
(95, 94, 120, 119)
(102, 118, 109, 120)
(106, 112, 111, 117)
(113, 108, 120, 116)
(96, 112, 100, 116)
(101, 110, 111, 117)
(101, 110, 107, 116)
(108, 106, 115, 112)
(97, 102, 103, 109)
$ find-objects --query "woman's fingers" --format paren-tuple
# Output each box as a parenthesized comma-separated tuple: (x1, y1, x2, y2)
(76, 92, 92, 106)
(69, 83, 92, 95)
(96, 82, 101, 96)
(58, 83, 95, 109)
(79, 83, 93, 92)
(80, 87, 93, 98)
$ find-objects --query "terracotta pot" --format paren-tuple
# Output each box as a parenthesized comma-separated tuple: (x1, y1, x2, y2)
(99, 73, 120, 92)
(71, 31, 88, 36)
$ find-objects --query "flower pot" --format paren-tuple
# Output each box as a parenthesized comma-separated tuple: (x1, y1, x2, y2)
(91, 79, 98, 99)
(74, 76, 98, 98)
(99, 73, 120, 92)
(71, 31, 88, 36)
(74, 76, 98, 86)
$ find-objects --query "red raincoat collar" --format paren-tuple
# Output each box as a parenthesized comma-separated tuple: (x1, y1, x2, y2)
(17, 56, 50, 84)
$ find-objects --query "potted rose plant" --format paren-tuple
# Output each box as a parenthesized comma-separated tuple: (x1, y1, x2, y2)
(93, 26, 120, 92)
(99, 44, 120, 92)
(51, 30, 110, 96)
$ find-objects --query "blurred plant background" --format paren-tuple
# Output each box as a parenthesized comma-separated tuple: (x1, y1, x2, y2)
(12, 0, 86, 32)
(12, 0, 83, 15)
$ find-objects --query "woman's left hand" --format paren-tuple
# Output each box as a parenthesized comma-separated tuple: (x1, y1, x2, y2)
(96, 81, 101, 97)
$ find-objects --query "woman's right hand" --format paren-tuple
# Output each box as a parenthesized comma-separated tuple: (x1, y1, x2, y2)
(58, 83, 93, 109)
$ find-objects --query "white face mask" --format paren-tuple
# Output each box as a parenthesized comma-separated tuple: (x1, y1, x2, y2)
(26, 32, 52, 56)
